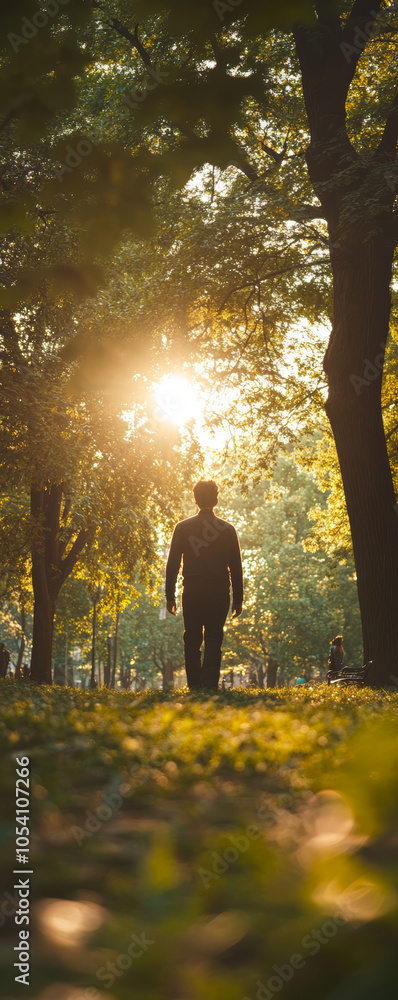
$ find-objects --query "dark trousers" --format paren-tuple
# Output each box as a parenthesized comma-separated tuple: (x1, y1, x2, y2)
(182, 584, 230, 689)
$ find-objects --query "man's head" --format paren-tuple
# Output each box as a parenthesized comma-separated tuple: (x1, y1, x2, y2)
(193, 479, 218, 510)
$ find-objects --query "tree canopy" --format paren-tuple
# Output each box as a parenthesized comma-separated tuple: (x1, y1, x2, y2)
(2, 0, 398, 682)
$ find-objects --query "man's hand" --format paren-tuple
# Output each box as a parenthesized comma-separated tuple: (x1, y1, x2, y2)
(167, 600, 177, 616)
(231, 604, 242, 619)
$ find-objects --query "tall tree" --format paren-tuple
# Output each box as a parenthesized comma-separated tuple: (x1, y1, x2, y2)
(0, 299, 198, 682)
(2, 0, 398, 683)
(292, 1, 398, 687)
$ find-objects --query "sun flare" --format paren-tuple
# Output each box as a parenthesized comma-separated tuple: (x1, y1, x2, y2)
(153, 376, 199, 427)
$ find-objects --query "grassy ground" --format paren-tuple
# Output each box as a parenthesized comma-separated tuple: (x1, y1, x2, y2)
(1, 681, 398, 1000)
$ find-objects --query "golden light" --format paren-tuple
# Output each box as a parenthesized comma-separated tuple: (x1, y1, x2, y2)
(312, 876, 397, 924)
(153, 376, 200, 427)
(35, 898, 106, 948)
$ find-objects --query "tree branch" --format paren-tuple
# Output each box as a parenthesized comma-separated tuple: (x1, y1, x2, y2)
(111, 18, 152, 66)
(374, 91, 398, 157)
(57, 529, 90, 592)
(235, 158, 259, 183)
(260, 138, 288, 167)
(287, 204, 326, 220)
(342, 0, 383, 39)
(91, 0, 154, 68)
(216, 256, 329, 317)
(341, 0, 384, 81)
(385, 419, 398, 441)
(391, 208, 398, 245)
(98, 3, 260, 185)
(45, 484, 62, 578)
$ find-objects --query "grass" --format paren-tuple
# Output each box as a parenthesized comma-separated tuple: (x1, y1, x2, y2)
(1, 681, 398, 1000)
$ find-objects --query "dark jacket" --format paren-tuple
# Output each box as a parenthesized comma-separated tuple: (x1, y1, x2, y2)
(329, 644, 344, 671)
(165, 508, 243, 604)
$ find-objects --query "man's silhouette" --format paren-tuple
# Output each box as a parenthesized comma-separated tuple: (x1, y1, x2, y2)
(165, 480, 243, 690)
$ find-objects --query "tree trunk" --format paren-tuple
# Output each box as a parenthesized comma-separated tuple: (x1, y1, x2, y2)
(162, 658, 174, 690)
(64, 634, 68, 686)
(30, 554, 55, 684)
(30, 483, 89, 684)
(324, 228, 398, 686)
(90, 594, 98, 688)
(257, 662, 265, 688)
(15, 604, 26, 678)
(266, 658, 278, 688)
(104, 634, 112, 687)
(111, 605, 119, 689)
(293, 8, 398, 688)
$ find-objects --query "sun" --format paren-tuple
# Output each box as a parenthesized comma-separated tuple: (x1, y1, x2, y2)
(153, 376, 200, 427)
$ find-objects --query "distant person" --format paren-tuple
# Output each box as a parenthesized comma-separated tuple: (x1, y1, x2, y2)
(328, 635, 344, 673)
(0, 643, 10, 678)
(166, 479, 243, 690)
(22, 663, 30, 681)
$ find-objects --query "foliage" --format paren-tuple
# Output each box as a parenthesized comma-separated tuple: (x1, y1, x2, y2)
(118, 583, 185, 688)
(52, 575, 93, 680)
(1, 681, 398, 999)
(0, 278, 201, 678)
(215, 450, 363, 679)
(0, 599, 31, 667)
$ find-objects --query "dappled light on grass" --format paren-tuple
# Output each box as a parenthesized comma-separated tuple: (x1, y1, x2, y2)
(183, 909, 252, 954)
(1, 682, 398, 998)
(35, 898, 106, 948)
(293, 790, 367, 868)
(312, 876, 397, 925)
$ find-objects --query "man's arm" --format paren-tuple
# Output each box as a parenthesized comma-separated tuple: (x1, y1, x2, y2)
(228, 526, 243, 615)
(165, 525, 183, 613)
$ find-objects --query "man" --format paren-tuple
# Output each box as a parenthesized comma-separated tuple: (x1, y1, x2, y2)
(165, 480, 243, 690)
